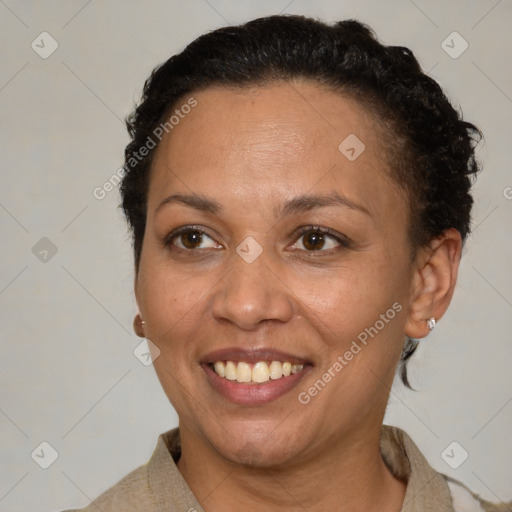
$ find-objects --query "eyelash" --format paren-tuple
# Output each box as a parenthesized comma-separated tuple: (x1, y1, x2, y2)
(164, 225, 351, 253)
(292, 226, 350, 251)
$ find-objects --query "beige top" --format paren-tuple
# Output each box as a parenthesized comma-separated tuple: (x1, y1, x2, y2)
(62, 425, 508, 512)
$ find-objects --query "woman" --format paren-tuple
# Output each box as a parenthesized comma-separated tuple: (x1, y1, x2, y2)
(65, 14, 508, 512)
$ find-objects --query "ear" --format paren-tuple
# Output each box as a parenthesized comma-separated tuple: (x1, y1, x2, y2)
(133, 272, 145, 338)
(404, 228, 462, 339)
(133, 312, 145, 338)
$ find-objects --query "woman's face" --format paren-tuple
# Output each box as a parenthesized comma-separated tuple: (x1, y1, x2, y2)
(135, 81, 416, 467)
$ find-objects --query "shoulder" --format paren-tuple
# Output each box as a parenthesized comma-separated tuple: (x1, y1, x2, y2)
(381, 425, 511, 512)
(60, 428, 184, 512)
(444, 476, 512, 512)
(60, 461, 154, 512)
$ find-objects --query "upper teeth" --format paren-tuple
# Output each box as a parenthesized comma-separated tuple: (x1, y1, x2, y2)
(213, 361, 304, 383)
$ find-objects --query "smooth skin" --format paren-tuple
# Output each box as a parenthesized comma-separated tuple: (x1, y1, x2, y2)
(133, 81, 461, 512)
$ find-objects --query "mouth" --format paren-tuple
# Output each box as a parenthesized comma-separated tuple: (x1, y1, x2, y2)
(201, 348, 312, 405)
(209, 360, 305, 383)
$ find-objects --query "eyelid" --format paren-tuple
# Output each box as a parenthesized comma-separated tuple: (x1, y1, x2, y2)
(290, 225, 351, 250)
(164, 225, 223, 248)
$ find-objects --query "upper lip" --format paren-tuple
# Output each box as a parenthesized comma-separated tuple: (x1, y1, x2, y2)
(201, 347, 311, 365)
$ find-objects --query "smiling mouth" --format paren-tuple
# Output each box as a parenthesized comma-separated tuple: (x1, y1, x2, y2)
(209, 360, 306, 383)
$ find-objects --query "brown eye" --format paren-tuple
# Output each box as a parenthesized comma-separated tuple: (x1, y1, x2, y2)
(290, 227, 346, 252)
(302, 232, 325, 250)
(168, 228, 221, 251)
(180, 230, 203, 249)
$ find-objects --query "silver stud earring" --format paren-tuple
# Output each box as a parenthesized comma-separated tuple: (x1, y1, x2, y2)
(426, 318, 436, 330)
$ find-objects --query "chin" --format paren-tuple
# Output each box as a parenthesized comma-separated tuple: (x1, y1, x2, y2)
(206, 423, 306, 469)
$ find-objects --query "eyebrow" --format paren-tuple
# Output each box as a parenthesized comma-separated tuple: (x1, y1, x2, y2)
(155, 192, 370, 217)
(156, 194, 221, 215)
(275, 192, 370, 217)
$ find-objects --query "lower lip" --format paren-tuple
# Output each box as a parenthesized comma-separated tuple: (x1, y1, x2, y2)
(202, 363, 311, 406)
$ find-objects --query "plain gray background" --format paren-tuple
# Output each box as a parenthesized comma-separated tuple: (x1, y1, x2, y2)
(0, 1, 511, 510)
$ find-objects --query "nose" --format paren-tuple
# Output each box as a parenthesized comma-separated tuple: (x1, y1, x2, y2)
(211, 252, 295, 330)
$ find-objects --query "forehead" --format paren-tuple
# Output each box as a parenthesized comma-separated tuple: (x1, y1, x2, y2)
(148, 81, 402, 218)
(156, 82, 376, 163)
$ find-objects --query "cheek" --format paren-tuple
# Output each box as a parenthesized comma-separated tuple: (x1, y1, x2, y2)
(295, 261, 407, 408)
(291, 253, 405, 340)
(138, 266, 209, 408)
(137, 259, 210, 352)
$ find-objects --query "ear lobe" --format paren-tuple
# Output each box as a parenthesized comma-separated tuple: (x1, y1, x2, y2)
(404, 228, 462, 339)
(133, 312, 145, 338)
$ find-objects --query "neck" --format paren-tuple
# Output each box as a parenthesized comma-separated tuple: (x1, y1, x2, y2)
(177, 423, 407, 512)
